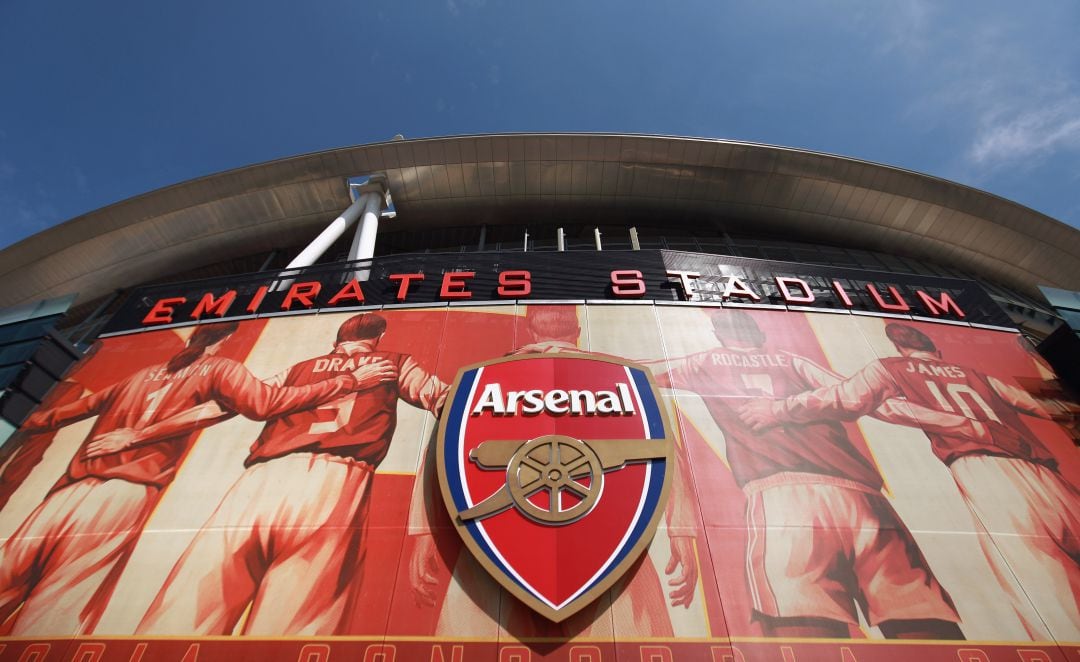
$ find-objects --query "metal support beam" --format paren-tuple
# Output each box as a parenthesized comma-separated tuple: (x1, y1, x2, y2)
(284, 195, 369, 271)
(629, 227, 640, 251)
(594, 228, 602, 251)
(73, 289, 122, 347)
(347, 192, 382, 281)
(557, 227, 565, 252)
(275, 175, 389, 289)
(348, 177, 391, 281)
(257, 250, 278, 273)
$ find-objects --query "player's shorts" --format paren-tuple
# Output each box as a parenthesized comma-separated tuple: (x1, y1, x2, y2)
(138, 452, 374, 636)
(743, 472, 959, 626)
(950, 455, 1080, 638)
(0, 477, 157, 635)
(0, 433, 54, 510)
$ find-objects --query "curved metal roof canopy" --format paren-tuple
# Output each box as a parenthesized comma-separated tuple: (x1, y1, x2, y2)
(2, 134, 1079, 310)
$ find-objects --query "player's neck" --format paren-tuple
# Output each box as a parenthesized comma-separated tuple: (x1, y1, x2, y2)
(907, 350, 939, 360)
(532, 339, 578, 347)
(335, 339, 379, 355)
(721, 343, 762, 353)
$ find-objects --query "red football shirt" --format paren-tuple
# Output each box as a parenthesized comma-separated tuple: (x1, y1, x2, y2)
(27, 355, 358, 488)
(246, 350, 447, 466)
(776, 352, 1056, 467)
(880, 356, 1054, 466)
(662, 348, 882, 489)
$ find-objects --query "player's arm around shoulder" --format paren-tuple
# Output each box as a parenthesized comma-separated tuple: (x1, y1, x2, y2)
(787, 352, 921, 426)
(740, 359, 895, 430)
(654, 350, 709, 391)
(988, 374, 1053, 420)
(22, 380, 118, 433)
(206, 356, 344, 420)
(85, 361, 310, 459)
(397, 354, 449, 415)
(786, 351, 842, 388)
(83, 401, 233, 459)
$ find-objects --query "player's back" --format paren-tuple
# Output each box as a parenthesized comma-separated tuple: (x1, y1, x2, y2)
(247, 350, 406, 467)
(881, 355, 1054, 466)
(673, 348, 881, 489)
(67, 356, 235, 488)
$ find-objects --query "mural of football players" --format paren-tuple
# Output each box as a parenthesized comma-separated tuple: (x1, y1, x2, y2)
(0, 342, 101, 512)
(407, 305, 699, 639)
(135, 312, 448, 636)
(0, 322, 375, 635)
(739, 321, 1080, 638)
(661, 310, 963, 639)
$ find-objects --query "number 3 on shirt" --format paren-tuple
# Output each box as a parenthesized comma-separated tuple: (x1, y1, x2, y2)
(308, 397, 355, 435)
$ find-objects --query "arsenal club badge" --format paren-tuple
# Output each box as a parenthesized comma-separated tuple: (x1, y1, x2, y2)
(436, 353, 674, 621)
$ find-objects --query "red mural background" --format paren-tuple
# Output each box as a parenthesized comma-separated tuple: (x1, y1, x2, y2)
(0, 304, 1077, 661)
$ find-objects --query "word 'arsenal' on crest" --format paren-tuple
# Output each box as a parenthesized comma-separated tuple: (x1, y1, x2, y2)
(471, 383, 636, 416)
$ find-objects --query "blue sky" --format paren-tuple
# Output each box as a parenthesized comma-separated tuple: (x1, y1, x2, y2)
(2, 1, 1079, 249)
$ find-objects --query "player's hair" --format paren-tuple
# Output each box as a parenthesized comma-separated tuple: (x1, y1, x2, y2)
(525, 306, 580, 342)
(167, 322, 240, 373)
(709, 310, 765, 348)
(336, 313, 388, 344)
(885, 323, 937, 353)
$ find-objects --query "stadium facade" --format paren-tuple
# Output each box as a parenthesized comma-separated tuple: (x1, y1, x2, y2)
(0, 134, 1078, 662)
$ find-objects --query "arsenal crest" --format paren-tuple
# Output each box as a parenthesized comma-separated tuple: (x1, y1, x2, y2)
(436, 353, 674, 621)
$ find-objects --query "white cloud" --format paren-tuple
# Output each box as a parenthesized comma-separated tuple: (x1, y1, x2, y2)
(831, 2, 1080, 175)
(969, 98, 1080, 166)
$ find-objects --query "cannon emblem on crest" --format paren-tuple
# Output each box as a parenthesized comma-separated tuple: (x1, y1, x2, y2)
(459, 434, 670, 525)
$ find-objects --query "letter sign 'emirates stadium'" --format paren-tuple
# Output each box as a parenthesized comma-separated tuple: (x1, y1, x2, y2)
(437, 354, 674, 621)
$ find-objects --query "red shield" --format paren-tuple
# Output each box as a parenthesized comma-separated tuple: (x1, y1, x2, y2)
(436, 354, 673, 621)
